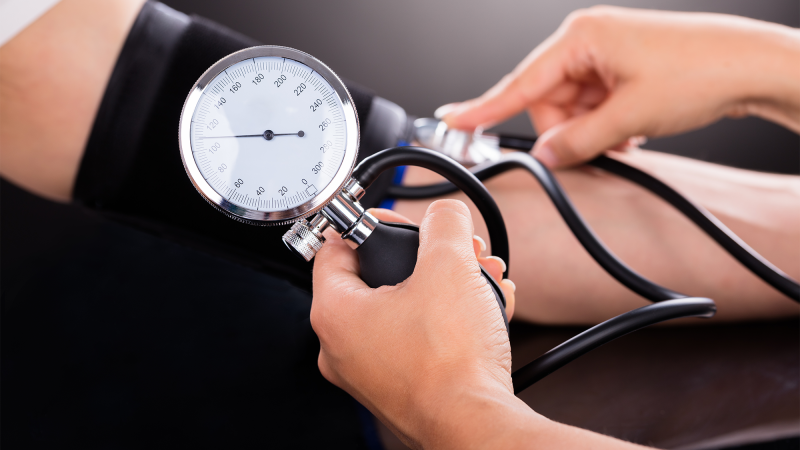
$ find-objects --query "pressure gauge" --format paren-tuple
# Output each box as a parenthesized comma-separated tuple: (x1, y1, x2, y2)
(179, 46, 359, 226)
(180, 46, 376, 261)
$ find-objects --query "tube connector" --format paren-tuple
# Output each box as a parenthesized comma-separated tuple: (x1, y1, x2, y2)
(282, 214, 329, 262)
(281, 178, 377, 260)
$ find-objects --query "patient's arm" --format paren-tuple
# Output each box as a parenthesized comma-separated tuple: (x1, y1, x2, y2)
(0, 0, 144, 202)
(395, 149, 800, 324)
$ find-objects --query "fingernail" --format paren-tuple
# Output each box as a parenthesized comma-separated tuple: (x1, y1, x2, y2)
(631, 135, 648, 147)
(502, 279, 516, 293)
(434, 102, 460, 119)
(473, 235, 486, 253)
(533, 144, 558, 168)
(485, 256, 507, 273)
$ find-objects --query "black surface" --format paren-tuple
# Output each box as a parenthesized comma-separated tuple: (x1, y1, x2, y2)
(724, 437, 800, 450)
(510, 319, 799, 449)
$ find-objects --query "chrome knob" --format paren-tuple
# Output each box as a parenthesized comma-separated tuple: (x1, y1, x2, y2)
(282, 215, 328, 262)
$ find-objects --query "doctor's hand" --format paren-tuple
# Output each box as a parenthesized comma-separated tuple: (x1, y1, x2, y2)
(310, 200, 518, 448)
(311, 200, 648, 449)
(438, 6, 800, 168)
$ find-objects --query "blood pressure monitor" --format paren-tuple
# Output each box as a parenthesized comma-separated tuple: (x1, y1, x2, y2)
(179, 46, 359, 226)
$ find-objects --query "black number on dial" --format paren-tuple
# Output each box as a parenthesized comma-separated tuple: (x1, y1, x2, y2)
(318, 118, 331, 131)
(234, 178, 244, 188)
(309, 99, 322, 112)
(252, 73, 264, 85)
(294, 83, 306, 96)
(229, 81, 242, 94)
(312, 161, 324, 174)
(274, 74, 287, 87)
(278, 186, 288, 196)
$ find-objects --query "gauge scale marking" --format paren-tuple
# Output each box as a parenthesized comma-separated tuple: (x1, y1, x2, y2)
(179, 46, 359, 225)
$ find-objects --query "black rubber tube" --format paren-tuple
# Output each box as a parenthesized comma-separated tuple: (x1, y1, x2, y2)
(386, 152, 800, 302)
(389, 152, 684, 302)
(386, 157, 513, 199)
(588, 156, 800, 301)
(357, 147, 718, 393)
(354, 146, 510, 278)
(512, 297, 717, 394)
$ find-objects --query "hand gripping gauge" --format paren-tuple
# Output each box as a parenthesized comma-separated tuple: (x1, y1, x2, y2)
(178, 46, 509, 329)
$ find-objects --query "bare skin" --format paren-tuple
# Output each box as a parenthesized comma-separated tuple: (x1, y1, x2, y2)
(0, 0, 144, 202)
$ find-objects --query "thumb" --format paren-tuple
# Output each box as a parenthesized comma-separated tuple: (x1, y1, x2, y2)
(533, 88, 641, 168)
(415, 200, 478, 278)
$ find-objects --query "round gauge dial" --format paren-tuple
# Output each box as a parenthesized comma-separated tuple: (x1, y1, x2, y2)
(179, 46, 359, 225)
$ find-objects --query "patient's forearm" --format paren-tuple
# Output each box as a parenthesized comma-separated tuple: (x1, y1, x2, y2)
(0, 0, 144, 202)
(395, 149, 800, 324)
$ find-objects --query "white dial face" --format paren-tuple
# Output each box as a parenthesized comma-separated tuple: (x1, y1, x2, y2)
(189, 56, 347, 213)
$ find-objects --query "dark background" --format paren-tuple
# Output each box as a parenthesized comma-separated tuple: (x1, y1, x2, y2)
(162, 0, 800, 173)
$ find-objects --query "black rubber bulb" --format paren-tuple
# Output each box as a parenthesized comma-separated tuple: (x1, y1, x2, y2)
(356, 221, 509, 332)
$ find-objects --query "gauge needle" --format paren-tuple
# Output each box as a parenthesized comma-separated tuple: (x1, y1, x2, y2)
(203, 130, 305, 140)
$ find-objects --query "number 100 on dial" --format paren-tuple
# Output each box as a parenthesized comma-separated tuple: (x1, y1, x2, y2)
(179, 46, 360, 225)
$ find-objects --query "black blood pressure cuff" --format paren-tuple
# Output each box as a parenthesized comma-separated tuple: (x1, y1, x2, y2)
(74, 2, 411, 289)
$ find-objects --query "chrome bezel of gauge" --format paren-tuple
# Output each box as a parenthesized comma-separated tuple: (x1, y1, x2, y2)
(178, 45, 360, 226)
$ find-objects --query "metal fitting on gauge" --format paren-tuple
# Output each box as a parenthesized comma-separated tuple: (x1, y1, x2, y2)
(413, 118, 502, 166)
(281, 178, 376, 260)
(339, 210, 378, 249)
(320, 181, 377, 249)
(344, 178, 366, 201)
(282, 214, 329, 262)
(321, 187, 364, 232)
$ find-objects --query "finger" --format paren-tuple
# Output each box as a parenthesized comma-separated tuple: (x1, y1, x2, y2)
(313, 232, 368, 297)
(442, 35, 571, 131)
(473, 235, 487, 258)
(499, 279, 516, 320)
(478, 256, 506, 282)
(368, 208, 414, 225)
(532, 87, 641, 168)
(528, 103, 571, 136)
(415, 200, 477, 276)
